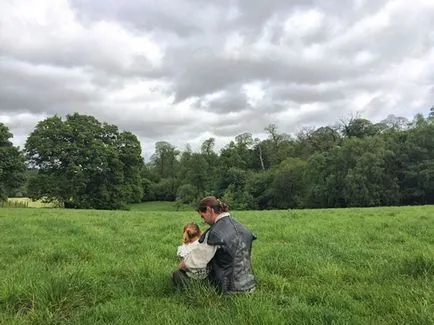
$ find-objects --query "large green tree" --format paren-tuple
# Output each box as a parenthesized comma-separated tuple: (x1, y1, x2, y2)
(151, 141, 179, 179)
(117, 131, 144, 203)
(0, 123, 26, 201)
(341, 117, 384, 138)
(269, 158, 307, 209)
(304, 136, 400, 208)
(262, 124, 294, 166)
(296, 126, 341, 158)
(400, 119, 434, 204)
(149, 141, 180, 201)
(25, 113, 143, 209)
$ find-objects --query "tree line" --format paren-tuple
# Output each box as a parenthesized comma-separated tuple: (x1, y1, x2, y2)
(1, 109, 434, 210)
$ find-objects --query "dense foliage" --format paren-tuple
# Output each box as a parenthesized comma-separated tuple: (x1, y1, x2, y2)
(24, 113, 143, 209)
(2, 109, 434, 210)
(143, 110, 434, 210)
(0, 123, 26, 201)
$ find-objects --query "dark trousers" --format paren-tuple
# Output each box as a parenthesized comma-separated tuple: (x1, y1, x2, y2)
(172, 270, 190, 288)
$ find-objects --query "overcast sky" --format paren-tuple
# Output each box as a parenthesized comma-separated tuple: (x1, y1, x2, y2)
(1, 0, 433, 160)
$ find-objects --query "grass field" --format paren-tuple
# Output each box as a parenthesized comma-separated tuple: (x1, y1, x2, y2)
(5, 198, 58, 208)
(127, 201, 193, 211)
(0, 205, 433, 325)
(4, 199, 192, 211)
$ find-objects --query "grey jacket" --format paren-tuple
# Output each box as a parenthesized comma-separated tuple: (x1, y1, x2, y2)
(199, 215, 256, 293)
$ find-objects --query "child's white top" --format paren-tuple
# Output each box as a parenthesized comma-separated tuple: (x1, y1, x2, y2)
(176, 239, 209, 280)
(176, 240, 200, 259)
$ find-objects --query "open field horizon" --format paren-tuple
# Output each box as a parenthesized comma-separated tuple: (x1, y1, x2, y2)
(1, 205, 433, 324)
(4, 198, 195, 211)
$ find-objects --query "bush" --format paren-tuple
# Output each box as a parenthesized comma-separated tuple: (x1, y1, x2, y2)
(176, 184, 197, 204)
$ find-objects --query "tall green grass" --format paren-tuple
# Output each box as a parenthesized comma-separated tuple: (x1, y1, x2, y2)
(127, 201, 193, 211)
(0, 206, 433, 324)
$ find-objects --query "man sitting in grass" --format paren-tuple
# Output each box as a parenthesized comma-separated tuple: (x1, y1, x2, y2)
(172, 196, 256, 294)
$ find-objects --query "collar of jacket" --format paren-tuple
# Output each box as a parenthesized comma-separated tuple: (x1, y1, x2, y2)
(214, 212, 230, 223)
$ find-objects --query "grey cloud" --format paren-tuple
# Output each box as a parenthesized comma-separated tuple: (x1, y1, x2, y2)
(0, 113, 46, 134)
(161, 1, 433, 104)
(71, 0, 201, 37)
(295, 102, 348, 127)
(196, 87, 250, 114)
(71, 0, 304, 36)
(115, 118, 191, 139)
(270, 83, 346, 104)
(71, 0, 388, 37)
(66, 0, 422, 104)
(362, 95, 394, 119)
(204, 109, 279, 137)
(1, 42, 161, 79)
(330, 9, 434, 62)
(168, 49, 363, 101)
(224, 0, 314, 33)
(1, 0, 434, 157)
(0, 112, 48, 150)
(70, 0, 388, 41)
(313, 0, 389, 21)
(0, 58, 101, 115)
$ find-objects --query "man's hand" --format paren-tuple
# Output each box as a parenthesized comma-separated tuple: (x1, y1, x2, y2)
(178, 260, 186, 270)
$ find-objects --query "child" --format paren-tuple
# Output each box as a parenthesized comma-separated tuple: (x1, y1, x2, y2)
(176, 222, 208, 280)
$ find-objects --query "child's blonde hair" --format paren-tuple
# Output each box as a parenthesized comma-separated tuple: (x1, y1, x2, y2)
(182, 222, 201, 243)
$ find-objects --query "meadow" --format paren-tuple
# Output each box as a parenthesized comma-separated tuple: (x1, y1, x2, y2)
(0, 204, 433, 325)
(4, 198, 59, 208)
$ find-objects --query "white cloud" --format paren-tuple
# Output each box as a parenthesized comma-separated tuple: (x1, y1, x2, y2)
(283, 9, 324, 36)
(354, 51, 376, 65)
(242, 82, 266, 106)
(0, 0, 433, 160)
(0, 0, 164, 73)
